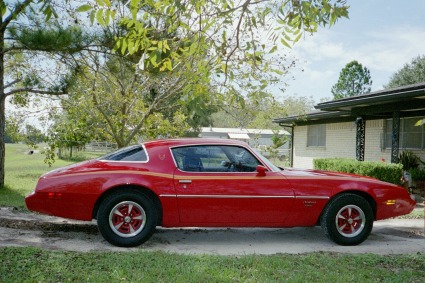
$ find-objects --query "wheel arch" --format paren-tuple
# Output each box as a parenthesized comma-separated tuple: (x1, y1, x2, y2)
(318, 190, 377, 225)
(92, 185, 163, 225)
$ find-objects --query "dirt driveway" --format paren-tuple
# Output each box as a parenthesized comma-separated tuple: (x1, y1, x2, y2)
(1, 207, 424, 255)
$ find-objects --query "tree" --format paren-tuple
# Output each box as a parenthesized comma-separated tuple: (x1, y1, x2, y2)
(53, 54, 192, 149)
(23, 124, 45, 145)
(0, 1, 103, 188)
(44, 111, 94, 163)
(331, 60, 372, 99)
(5, 112, 24, 143)
(211, 95, 315, 129)
(385, 55, 425, 88)
(82, 0, 349, 107)
(384, 55, 425, 127)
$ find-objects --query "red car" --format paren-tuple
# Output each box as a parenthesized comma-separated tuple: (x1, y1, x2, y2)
(26, 138, 415, 247)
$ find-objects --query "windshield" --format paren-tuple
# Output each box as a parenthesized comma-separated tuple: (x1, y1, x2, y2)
(252, 148, 281, 172)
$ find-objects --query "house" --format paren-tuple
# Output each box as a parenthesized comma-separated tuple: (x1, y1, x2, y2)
(273, 83, 425, 169)
(199, 127, 290, 157)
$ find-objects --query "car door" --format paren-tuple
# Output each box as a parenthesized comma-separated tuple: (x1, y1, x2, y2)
(171, 145, 294, 226)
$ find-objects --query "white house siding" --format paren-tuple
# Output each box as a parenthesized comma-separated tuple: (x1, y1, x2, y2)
(364, 119, 425, 163)
(364, 120, 388, 162)
(293, 122, 356, 169)
(293, 119, 425, 169)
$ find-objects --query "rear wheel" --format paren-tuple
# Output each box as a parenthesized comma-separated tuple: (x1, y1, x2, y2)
(97, 191, 157, 247)
(321, 193, 373, 246)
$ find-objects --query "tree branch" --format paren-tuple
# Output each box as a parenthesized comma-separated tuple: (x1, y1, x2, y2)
(1, 44, 114, 56)
(223, 0, 251, 84)
(0, 0, 33, 32)
(4, 78, 22, 89)
(5, 88, 66, 97)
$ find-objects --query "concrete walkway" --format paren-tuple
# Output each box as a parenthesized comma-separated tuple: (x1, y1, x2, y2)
(0, 206, 423, 255)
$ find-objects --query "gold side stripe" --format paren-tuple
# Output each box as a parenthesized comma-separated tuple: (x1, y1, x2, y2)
(48, 170, 283, 180)
(47, 170, 371, 184)
(47, 171, 174, 179)
(160, 194, 329, 199)
(175, 175, 284, 180)
(178, 195, 294, 199)
(295, 196, 330, 199)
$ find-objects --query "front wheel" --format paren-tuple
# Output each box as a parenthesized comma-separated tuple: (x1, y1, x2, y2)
(321, 193, 374, 246)
(97, 191, 157, 247)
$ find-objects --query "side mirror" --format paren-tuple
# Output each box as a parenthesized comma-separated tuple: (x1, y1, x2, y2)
(256, 165, 268, 176)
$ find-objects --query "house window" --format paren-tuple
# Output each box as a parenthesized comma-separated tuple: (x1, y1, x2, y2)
(307, 124, 326, 147)
(384, 117, 424, 149)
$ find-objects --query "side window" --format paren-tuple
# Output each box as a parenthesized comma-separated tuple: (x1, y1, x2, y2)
(171, 145, 260, 172)
(172, 147, 205, 172)
(224, 146, 261, 172)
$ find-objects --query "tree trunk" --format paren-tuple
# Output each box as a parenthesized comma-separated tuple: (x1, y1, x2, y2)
(0, 29, 5, 189)
(0, 95, 5, 189)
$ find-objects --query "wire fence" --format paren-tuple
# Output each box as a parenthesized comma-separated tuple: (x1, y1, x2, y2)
(85, 141, 118, 152)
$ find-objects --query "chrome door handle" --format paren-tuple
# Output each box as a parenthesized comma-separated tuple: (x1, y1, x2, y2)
(179, 180, 192, 184)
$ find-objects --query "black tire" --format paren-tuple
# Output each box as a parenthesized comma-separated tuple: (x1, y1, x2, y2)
(321, 193, 373, 246)
(97, 190, 157, 247)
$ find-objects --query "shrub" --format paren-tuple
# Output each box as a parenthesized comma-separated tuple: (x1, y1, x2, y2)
(409, 167, 425, 181)
(398, 150, 420, 171)
(313, 158, 403, 185)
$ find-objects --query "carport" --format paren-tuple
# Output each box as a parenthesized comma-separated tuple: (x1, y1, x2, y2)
(274, 82, 425, 165)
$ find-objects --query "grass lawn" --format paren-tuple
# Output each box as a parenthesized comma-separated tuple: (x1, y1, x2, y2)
(0, 144, 424, 282)
(1, 143, 75, 208)
(0, 247, 424, 282)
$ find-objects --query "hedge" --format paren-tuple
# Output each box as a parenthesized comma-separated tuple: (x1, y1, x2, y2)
(313, 158, 403, 185)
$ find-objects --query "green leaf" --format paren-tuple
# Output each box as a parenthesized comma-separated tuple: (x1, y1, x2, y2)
(272, 69, 284, 75)
(330, 12, 337, 26)
(130, 0, 140, 8)
(280, 38, 291, 48)
(120, 39, 128, 54)
(0, 2, 6, 17)
(128, 40, 134, 54)
(163, 40, 170, 51)
(130, 0, 140, 18)
(96, 9, 105, 26)
(44, 6, 52, 21)
(90, 10, 95, 24)
(294, 31, 302, 43)
(251, 16, 257, 28)
(150, 53, 157, 66)
(76, 5, 92, 12)
(95, 0, 105, 6)
(269, 46, 278, 53)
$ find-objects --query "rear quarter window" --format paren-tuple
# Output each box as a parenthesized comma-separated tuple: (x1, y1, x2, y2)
(98, 145, 147, 162)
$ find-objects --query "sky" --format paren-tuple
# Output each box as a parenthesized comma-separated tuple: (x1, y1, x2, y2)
(280, 0, 425, 103)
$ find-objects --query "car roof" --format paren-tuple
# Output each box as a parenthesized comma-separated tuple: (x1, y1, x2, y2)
(142, 138, 248, 148)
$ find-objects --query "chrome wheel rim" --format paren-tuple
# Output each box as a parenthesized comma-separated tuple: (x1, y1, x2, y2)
(109, 201, 146, 238)
(335, 205, 365, 238)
